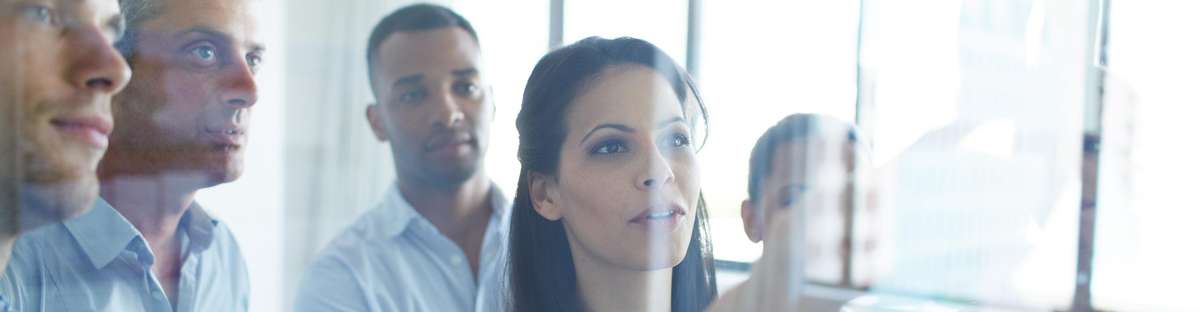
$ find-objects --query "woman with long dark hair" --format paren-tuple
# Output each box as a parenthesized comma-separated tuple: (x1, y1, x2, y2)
(506, 36, 716, 312)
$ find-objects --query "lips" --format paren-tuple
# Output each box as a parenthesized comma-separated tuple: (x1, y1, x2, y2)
(628, 204, 687, 226)
(205, 128, 245, 151)
(425, 132, 475, 155)
(50, 115, 113, 149)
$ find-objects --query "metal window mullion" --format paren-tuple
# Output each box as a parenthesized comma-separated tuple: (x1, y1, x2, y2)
(685, 0, 702, 78)
(1072, 0, 1111, 311)
(549, 0, 564, 50)
(847, 0, 869, 289)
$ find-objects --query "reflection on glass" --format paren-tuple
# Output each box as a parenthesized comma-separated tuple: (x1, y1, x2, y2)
(1093, 1, 1200, 310)
(861, 0, 1087, 309)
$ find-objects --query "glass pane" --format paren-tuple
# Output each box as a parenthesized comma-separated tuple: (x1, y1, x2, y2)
(563, 0, 689, 63)
(457, 0, 552, 198)
(697, 0, 860, 287)
(860, 0, 1087, 308)
(1092, 1, 1200, 310)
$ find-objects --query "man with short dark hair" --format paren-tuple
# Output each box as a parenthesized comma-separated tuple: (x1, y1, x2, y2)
(295, 3, 509, 312)
(0, 0, 130, 310)
(3, 0, 264, 310)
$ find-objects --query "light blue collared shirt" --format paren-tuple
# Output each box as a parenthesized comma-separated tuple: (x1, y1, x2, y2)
(295, 182, 511, 312)
(0, 199, 250, 311)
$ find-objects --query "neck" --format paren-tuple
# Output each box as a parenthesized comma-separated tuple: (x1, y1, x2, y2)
(573, 248, 673, 312)
(99, 174, 198, 246)
(398, 172, 492, 236)
(2, 166, 18, 274)
(0, 234, 14, 275)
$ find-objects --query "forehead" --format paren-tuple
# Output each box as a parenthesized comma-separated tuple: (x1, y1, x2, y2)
(766, 140, 810, 186)
(765, 138, 853, 188)
(139, 0, 261, 46)
(375, 28, 480, 78)
(66, 0, 122, 16)
(567, 66, 682, 132)
(0, 0, 121, 18)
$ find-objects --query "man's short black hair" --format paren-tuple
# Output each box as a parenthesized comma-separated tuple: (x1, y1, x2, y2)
(747, 114, 859, 202)
(366, 4, 479, 94)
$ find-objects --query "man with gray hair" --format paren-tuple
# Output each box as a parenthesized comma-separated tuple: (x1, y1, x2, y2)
(4, 0, 264, 310)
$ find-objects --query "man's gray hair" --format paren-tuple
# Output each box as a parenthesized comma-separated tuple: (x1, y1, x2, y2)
(115, 0, 162, 58)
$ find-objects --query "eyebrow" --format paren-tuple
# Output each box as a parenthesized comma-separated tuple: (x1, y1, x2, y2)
(778, 184, 808, 194)
(178, 27, 229, 43)
(391, 74, 424, 89)
(775, 184, 809, 202)
(178, 27, 266, 54)
(577, 116, 686, 145)
(107, 14, 126, 40)
(452, 67, 479, 78)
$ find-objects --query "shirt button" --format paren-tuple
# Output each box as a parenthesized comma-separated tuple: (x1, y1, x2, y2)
(450, 255, 463, 266)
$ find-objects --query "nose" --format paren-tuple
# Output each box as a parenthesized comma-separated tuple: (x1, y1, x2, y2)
(66, 26, 131, 95)
(636, 149, 675, 190)
(219, 57, 258, 109)
(430, 89, 464, 128)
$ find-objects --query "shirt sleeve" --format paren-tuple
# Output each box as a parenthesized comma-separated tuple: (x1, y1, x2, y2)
(294, 253, 372, 312)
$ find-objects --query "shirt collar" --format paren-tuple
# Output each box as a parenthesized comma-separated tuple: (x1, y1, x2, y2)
(180, 203, 220, 252)
(64, 198, 220, 269)
(382, 181, 511, 239)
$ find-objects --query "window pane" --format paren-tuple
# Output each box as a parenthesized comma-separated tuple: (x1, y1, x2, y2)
(1093, 1, 1200, 310)
(697, 0, 860, 285)
(861, 0, 1087, 308)
(457, 0, 551, 198)
(563, 0, 689, 63)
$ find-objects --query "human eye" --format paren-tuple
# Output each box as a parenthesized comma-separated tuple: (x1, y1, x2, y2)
(246, 51, 264, 74)
(453, 81, 481, 97)
(17, 4, 56, 26)
(670, 132, 691, 148)
(395, 89, 428, 105)
(779, 193, 794, 209)
(590, 139, 629, 155)
(183, 41, 221, 68)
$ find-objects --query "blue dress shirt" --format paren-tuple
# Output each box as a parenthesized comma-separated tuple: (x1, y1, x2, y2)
(0, 198, 250, 311)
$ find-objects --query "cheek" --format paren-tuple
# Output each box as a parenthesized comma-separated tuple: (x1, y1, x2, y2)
(557, 158, 636, 235)
(150, 71, 215, 133)
(671, 157, 702, 210)
(386, 108, 428, 145)
(15, 42, 64, 118)
(560, 169, 626, 222)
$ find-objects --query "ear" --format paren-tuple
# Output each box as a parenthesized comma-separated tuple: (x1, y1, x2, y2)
(742, 199, 763, 243)
(366, 103, 388, 142)
(529, 172, 563, 221)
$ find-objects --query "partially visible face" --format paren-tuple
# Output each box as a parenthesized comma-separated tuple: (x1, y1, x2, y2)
(1, 0, 130, 231)
(742, 138, 855, 283)
(367, 27, 491, 188)
(109, 0, 263, 186)
(538, 65, 701, 271)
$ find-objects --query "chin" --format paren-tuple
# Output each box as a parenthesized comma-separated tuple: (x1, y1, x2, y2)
(19, 175, 99, 231)
(205, 167, 244, 186)
(625, 240, 691, 271)
(17, 146, 101, 228)
(425, 162, 480, 187)
(195, 153, 246, 186)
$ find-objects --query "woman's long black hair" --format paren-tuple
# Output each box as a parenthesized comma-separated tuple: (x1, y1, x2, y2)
(506, 36, 715, 312)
